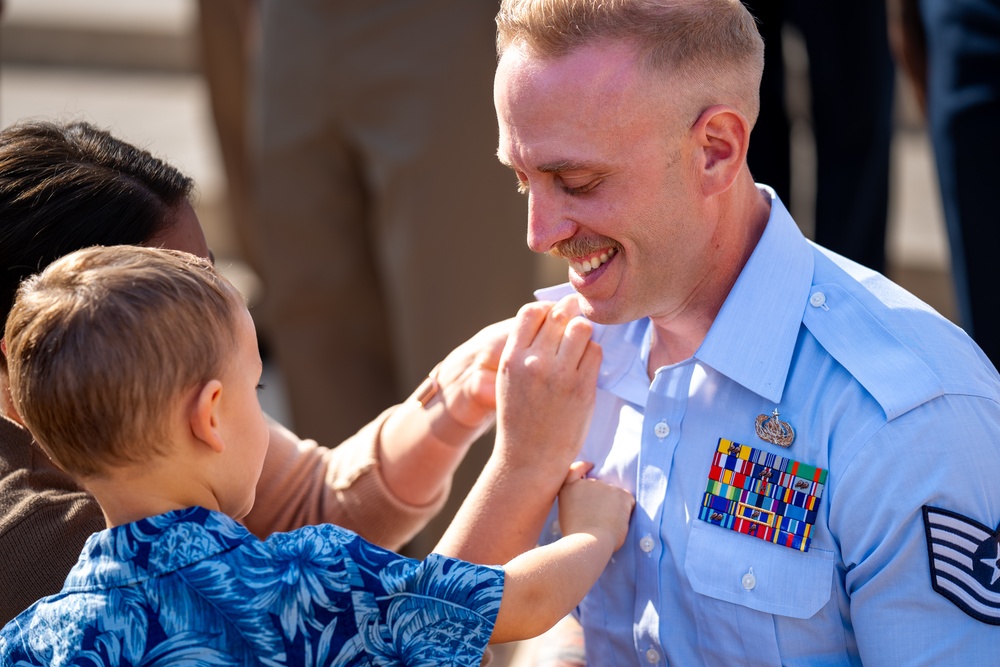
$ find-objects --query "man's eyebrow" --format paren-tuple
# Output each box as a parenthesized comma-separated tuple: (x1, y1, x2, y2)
(539, 160, 581, 173)
(495, 155, 590, 174)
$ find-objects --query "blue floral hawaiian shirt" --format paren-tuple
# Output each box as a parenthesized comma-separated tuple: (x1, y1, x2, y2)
(0, 506, 504, 666)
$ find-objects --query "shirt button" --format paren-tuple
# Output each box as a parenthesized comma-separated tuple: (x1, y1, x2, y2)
(645, 648, 660, 663)
(742, 570, 757, 591)
(654, 420, 670, 439)
(809, 292, 827, 308)
(640, 534, 655, 553)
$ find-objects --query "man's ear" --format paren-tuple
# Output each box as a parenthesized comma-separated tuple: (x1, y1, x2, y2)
(190, 379, 225, 454)
(691, 104, 750, 197)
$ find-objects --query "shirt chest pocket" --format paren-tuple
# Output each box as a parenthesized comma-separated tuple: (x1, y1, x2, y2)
(683, 520, 837, 665)
(685, 520, 834, 617)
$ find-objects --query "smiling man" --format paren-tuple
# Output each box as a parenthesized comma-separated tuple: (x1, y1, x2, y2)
(493, 0, 1000, 664)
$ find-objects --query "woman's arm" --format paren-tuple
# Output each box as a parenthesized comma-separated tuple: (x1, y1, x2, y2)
(377, 319, 508, 507)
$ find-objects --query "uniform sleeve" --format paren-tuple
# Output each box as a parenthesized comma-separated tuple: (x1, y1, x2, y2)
(242, 407, 447, 550)
(833, 394, 1000, 664)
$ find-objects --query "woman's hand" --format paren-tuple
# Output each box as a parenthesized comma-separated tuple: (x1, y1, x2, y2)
(429, 317, 510, 439)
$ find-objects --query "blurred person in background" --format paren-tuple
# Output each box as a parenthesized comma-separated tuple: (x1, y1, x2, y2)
(196, 0, 260, 285)
(743, 0, 895, 274)
(250, 1, 539, 555)
(889, 0, 1000, 368)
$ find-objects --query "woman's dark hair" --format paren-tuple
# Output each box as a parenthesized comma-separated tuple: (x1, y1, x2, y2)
(0, 120, 196, 328)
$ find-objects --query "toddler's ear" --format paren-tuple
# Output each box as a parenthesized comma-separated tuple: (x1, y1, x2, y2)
(190, 379, 225, 454)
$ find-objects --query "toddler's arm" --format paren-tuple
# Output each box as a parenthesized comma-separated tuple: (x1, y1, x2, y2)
(489, 462, 634, 644)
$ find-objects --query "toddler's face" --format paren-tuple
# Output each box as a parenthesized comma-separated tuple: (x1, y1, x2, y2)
(216, 305, 270, 520)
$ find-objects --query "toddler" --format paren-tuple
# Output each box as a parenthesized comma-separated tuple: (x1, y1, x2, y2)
(0, 245, 632, 666)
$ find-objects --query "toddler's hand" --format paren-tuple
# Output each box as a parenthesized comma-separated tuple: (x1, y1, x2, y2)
(558, 462, 635, 551)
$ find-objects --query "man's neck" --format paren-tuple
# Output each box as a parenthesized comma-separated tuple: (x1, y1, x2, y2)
(646, 184, 772, 374)
(647, 314, 713, 372)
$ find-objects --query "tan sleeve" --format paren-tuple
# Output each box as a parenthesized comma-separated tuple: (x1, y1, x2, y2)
(0, 493, 105, 625)
(0, 427, 106, 625)
(242, 406, 448, 550)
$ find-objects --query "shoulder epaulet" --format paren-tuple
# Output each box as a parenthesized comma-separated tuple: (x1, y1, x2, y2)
(802, 281, 945, 421)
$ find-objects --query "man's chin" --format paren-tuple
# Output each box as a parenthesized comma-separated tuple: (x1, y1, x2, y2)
(576, 296, 628, 325)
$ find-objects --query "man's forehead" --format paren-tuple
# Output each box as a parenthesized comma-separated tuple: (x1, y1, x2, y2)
(495, 45, 661, 170)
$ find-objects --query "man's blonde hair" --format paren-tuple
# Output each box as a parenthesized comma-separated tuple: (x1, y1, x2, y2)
(496, 0, 764, 125)
(5, 245, 242, 477)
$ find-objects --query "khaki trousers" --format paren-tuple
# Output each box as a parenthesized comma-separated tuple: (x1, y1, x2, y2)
(252, 0, 540, 554)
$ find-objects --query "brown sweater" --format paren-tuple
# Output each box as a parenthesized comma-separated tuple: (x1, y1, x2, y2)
(0, 407, 445, 625)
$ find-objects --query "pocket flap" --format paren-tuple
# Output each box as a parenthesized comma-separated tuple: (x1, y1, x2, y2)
(684, 520, 834, 619)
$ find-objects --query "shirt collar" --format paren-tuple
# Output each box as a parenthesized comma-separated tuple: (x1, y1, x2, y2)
(536, 187, 813, 405)
(63, 506, 254, 591)
(533, 287, 653, 405)
(695, 187, 814, 402)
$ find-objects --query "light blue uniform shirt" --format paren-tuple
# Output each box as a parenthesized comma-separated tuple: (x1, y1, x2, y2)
(537, 188, 1000, 666)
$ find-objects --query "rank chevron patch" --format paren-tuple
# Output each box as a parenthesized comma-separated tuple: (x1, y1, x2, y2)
(699, 438, 827, 552)
(923, 506, 1000, 625)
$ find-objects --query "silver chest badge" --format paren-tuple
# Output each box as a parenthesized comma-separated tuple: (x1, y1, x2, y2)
(755, 409, 795, 447)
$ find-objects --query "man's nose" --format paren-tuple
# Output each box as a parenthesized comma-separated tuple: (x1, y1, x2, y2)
(526, 191, 575, 254)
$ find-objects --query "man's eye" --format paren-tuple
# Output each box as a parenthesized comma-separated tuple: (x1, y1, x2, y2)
(563, 180, 597, 195)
